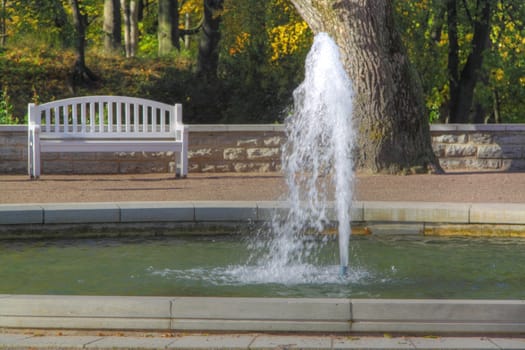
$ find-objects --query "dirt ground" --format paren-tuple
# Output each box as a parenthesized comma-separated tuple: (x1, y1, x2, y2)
(1, 171, 525, 204)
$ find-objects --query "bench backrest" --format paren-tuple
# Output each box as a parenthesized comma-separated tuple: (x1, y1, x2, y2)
(28, 96, 183, 139)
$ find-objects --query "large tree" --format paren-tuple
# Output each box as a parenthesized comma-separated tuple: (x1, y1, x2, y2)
(290, 0, 441, 174)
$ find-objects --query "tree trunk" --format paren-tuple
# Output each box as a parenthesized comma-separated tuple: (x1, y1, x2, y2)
(122, 0, 139, 57)
(0, 0, 6, 47)
(449, 0, 491, 123)
(69, 0, 98, 87)
(290, 0, 441, 174)
(196, 0, 223, 79)
(158, 0, 179, 56)
(446, 0, 459, 123)
(103, 0, 122, 55)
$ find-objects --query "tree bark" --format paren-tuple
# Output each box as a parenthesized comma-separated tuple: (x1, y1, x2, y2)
(447, 0, 460, 123)
(158, 0, 179, 56)
(69, 0, 98, 87)
(0, 0, 6, 47)
(449, 0, 491, 123)
(122, 0, 139, 57)
(196, 0, 223, 79)
(290, 0, 441, 174)
(103, 0, 122, 55)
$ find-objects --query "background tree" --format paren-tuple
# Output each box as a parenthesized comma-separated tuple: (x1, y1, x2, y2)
(446, 0, 491, 123)
(69, 0, 98, 87)
(157, 0, 179, 56)
(103, 0, 121, 55)
(0, 0, 7, 47)
(121, 0, 139, 57)
(290, 0, 440, 173)
(196, 0, 223, 78)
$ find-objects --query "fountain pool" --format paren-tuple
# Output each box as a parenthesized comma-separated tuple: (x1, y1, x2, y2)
(1, 234, 524, 299)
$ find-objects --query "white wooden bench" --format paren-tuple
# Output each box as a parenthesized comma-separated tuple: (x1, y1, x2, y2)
(27, 96, 188, 179)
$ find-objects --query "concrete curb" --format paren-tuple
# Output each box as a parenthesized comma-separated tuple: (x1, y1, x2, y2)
(1, 200, 525, 226)
(1, 295, 524, 335)
(2, 201, 525, 237)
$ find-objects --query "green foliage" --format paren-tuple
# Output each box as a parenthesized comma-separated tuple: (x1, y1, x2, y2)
(395, 0, 525, 123)
(0, 86, 15, 124)
(218, 0, 311, 123)
(3, 0, 523, 125)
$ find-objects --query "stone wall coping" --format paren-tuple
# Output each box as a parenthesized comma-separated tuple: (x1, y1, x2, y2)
(429, 123, 525, 131)
(186, 124, 285, 132)
(0, 125, 26, 132)
(5, 123, 525, 133)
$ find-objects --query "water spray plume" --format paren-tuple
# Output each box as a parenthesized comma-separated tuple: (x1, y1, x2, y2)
(249, 32, 355, 278)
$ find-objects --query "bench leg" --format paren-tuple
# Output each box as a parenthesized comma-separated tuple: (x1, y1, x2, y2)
(181, 129, 189, 177)
(28, 126, 41, 179)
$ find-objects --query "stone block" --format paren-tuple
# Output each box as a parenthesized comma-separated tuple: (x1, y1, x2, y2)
(119, 160, 166, 174)
(188, 148, 214, 159)
(170, 297, 350, 321)
(363, 201, 470, 223)
(351, 299, 525, 323)
(465, 159, 501, 170)
(0, 147, 24, 161)
(247, 147, 280, 160)
(470, 203, 525, 224)
(42, 203, 120, 224)
(263, 136, 283, 146)
(75, 161, 120, 174)
(119, 202, 195, 222)
(505, 159, 525, 171)
(0, 295, 172, 318)
(236, 138, 259, 147)
(0, 204, 43, 225)
(256, 201, 290, 221)
(478, 144, 521, 159)
(445, 144, 477, 157)
(433, 134, 458, 143)
(432, 143, 446, 157)
(223, 147, 245, 160)
(42, 160, 74, 173)
(194, 201, 258, 221)
(438, 158, 466, 170)
(233, 162, 272, 172)
(494, 133, 525, 145)
(469, 132, 493, 144)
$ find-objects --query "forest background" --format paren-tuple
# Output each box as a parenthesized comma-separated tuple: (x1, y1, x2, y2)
(0, 0, 524, 125)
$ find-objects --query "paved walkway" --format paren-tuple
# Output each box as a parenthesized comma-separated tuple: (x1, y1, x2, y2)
(1, 171, 525, 349)
(1, 330, 525, 349)
(3, 171, 525, 203)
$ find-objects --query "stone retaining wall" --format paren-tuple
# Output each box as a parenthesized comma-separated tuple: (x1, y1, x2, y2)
(2, 124, 525, 174)
(431, 124, 525, 171)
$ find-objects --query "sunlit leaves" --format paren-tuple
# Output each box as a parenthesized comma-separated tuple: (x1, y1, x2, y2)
(395, 0, 525, 123)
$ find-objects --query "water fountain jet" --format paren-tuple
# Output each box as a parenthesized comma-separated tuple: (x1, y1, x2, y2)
(249, 32, 355, 278)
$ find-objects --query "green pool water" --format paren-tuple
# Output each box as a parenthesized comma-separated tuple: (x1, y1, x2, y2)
(1, 234, 523, 299)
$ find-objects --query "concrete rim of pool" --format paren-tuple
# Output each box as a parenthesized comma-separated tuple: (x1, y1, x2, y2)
(0, 200, 524, 335)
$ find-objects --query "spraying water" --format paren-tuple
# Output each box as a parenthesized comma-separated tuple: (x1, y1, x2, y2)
(245, 32, 355, 279)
